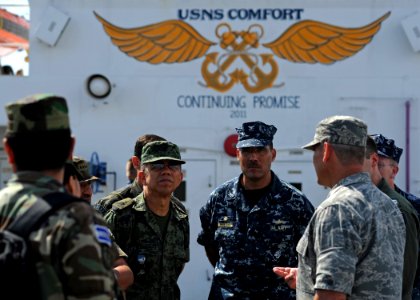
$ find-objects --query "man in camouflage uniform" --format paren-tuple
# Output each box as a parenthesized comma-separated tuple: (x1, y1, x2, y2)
(66, 157, 135, 292)
(72, 156, 100, 203)
(63, 158, 83, 197)
(0, 94, 118, 299)
(371, 133, 420, 299)
(276, 116, 406, 299)
(94, 134, 165, 215)
(126, 158, 137, 184)
(364, 135, 419, 300)
(197, 121, 314, 299)
(104, 141, 189, 300)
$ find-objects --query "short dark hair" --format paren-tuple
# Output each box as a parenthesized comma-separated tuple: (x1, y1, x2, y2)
(365, 136, 378, 159)
(7, 130, 72, 171)
(331, 143, 366, 165)
(134, 134, 166, 159)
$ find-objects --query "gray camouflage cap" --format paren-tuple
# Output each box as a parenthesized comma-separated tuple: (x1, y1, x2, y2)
(303, 115, 367, 150)
(5, 93, 70, 136)
(236, 121, 277, 149)
(370, 133, 403, 163)
(141, 141, 186, 164)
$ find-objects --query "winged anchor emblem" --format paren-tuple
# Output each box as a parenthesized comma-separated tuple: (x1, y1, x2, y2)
(94, 11, 390, 93)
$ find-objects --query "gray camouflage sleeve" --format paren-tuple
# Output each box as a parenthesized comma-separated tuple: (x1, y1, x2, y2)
(313, 205, 362, 294)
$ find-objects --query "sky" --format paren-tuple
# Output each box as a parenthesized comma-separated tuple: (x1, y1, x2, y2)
(0, 0, 29, 75)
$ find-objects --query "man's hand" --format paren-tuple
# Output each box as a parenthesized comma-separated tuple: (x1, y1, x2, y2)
(113, 257, 134, 291)
(273, 267, 298, 289)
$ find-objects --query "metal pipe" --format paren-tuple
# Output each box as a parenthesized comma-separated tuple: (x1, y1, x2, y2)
(405, 100, 411, 192)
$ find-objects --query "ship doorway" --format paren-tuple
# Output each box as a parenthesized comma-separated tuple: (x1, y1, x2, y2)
(178, 159, 217, 300)
(272, 160, 329, 208)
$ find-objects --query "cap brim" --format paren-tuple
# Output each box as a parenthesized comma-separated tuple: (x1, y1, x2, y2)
(143, 157, 186, 164)
(81, 176, 100, 183)
(377, 151, 391, 158)
(236, 139, 268, 149)
(302, 140, 320, 150)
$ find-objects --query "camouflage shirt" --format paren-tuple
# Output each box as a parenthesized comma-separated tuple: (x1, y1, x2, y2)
(94, 180, 142, 216)
(297, 172, 406, 299)
(197, 172, 314, 299)
(104, 193, 189, 300)
(0, 171, 118, 300)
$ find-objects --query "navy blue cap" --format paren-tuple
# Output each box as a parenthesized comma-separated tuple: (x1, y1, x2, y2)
(370, 133, 403, 163)
(235, 121, 277, 149)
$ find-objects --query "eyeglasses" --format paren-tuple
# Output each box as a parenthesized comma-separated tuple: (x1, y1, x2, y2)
(239, 147, 269, 155)
(148, 162, 181, 172)
(378, 163, 396, 168)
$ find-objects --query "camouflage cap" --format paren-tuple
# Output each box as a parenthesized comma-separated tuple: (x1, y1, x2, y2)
(235, 121, 277, 149)
(370, 133, 403, 163)
(141, 141, 185, 165)
(64, 160, 84, 181)
(73, 156, 99, 183)
(303, 115, 367, 150)
(5, 93, 70, 136)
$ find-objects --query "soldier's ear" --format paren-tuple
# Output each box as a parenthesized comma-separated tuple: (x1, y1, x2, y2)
(132, 156, 140, 170)
(322, 142, 332, 162)
(67, 137, 75, 161)
(392, 164, 399, 177)
(271, 148, 276, 162)
(371, 153, 379, 167)
(3, 138, 16, 169)
(138, 167, 147, 185)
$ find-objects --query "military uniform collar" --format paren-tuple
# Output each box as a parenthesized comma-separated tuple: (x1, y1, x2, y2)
(8, 171, 65, 193)
(377, 177, 388, 192)
(132, 192, 188, 220)
(334, 172, 370, 189)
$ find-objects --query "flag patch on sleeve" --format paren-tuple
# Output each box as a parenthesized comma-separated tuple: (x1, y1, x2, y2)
(93, 224, 112, 247)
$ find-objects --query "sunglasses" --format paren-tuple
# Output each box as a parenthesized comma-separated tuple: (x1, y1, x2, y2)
(148, 162, 181, 171)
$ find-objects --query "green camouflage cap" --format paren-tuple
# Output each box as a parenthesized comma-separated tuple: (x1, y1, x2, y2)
(303, 115, 367, 150)
(73, 156, 99, 183)
(5, 93, 70, 136)
(141, 141, 185, 165)
(64, 160, 84, 181)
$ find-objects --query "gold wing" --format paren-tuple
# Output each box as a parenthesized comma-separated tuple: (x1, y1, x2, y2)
(94, 12, 216, 64)
(263, 12, 390, 64)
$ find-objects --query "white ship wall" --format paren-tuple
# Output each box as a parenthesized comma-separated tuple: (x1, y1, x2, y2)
(1, 1, 420, 299)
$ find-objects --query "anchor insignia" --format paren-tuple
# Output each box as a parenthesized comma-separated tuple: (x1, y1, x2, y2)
(95, 11, 390, 93)
(199, 23, 282, 93)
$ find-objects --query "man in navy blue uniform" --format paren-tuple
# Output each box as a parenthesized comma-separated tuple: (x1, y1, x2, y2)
(197, 121, 314, 300)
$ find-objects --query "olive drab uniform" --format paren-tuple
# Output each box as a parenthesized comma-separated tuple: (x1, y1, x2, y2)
(0, 172, 119, 299)
(104, 193, 189, 300)
(395, 185, 420, 299)
(94, 180, 142, 216)
(197, 172, 314, 299)
(378, 179, 419, 300)
(371, 133, 420, 299)
(297, 173, 406, 299)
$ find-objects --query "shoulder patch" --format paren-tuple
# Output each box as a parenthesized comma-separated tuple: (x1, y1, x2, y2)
(112, 198, 134, 211)
(93, 224, 112, 247)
